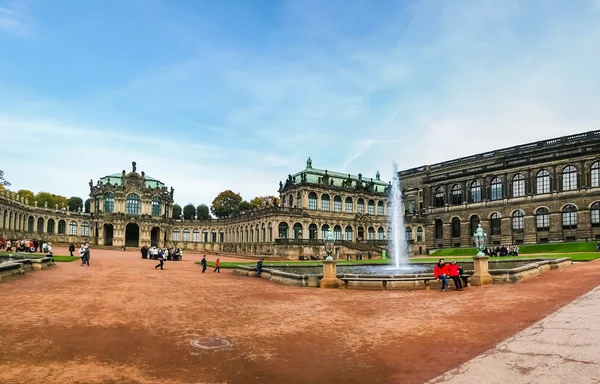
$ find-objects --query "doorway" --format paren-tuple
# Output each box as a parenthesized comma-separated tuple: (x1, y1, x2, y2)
(104, 224, 114, 246)
(151, 227, 160, 247)
(125, 223, 140, 247)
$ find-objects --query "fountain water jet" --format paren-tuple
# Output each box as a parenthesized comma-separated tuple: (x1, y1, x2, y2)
(389, 162, 408, 269)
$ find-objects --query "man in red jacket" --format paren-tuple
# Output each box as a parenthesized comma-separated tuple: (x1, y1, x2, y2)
(448, 261, 463, 291)
(433, 259, 450, 292)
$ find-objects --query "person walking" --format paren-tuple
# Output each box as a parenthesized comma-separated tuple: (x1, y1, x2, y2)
(434, 258, 449, 292)
(213, 258, 220, 273)
(256, 258, 264, 277)
(155, 250, 165, 270)
(69, 243, 75, 257)
(200, 255, 207, 273)
(448, 261, 463, 291)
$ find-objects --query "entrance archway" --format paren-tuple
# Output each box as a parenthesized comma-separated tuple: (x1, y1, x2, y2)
(151, 226, 160, 247)
(125, 223, 140, 247)
(104, 224, 114, 246)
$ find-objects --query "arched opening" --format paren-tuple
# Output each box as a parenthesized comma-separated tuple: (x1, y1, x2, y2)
(2, 210, 6, 229)
(512, 210, 525, 232)
(470, 181, 482, 203)
(345, 197, 353, 213)
(104, 224, 114, 246)
(151, 227, 160, 247)
(296, 192, 302, 208)
(377, 201, 384, 215)
(591, 202, 600, 227)
(451, 184, 462, 205)
(125, 223, 140, 247)
(126, 193, 141, 215)
(278, 222, 289, 239)
(490, 212, 502, 235)
(536, 170, 550, 194)
(47, 218, 55, 234)
(37, 217, 44, 234)
(308, 192, 317, 210)
(367, 226, 375, 240)
(309, 223, 318, 240)
(333, 225, 342, 240)
(535, 207, 550, 231)
(434, 219, 443, 239)
(562, 204, 577, 229)
(357, 199, 365, 214)
(451, 217, 461, 238)
(405, 227, 413, 242)
(435, 187, 445, 207)
(152, 196, 161, 216)
(562, 165, 578, 191)
(333, 196, 342, 212)
(490, 177, 503, 200)
(368, 200, 375, 215)
(417, 226, 423, 242)
(387, 227, 392, 239)
(58, 219, 66, 234)
(27, 216, 34, 232)
(512, 173, 525, 197)
(377, 227, 384, 240)
(345, 225, 353, 241)
(322, 224, 331, 239)
(293, 223, 303, 239)
(104, 192, 115, 213)
(321, 194, 330, 211)
(357, 226, 365, 241)
(469, 215, 480, 236)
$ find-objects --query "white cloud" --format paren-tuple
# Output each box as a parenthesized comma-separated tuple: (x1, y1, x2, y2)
(0, 1, 34, 37)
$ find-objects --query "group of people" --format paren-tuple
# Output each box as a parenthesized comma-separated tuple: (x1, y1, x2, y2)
(75, 243, 91, 266)
(140, 245, 183, 261)
(433, 258, 464, 292)
(484, 245, 520, 257)
(199, 255, 221, 273)
(1, 238, 52, 253)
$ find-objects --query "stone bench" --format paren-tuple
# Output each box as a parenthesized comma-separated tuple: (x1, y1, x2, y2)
(340, 275, 471, 290)
(29, 257, 54, 270)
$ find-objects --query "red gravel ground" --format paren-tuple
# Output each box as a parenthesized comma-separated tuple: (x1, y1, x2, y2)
(0, 248, 599, 384)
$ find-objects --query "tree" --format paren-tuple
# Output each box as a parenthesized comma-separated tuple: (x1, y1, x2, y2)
(172, 204, 182, 220)
(68, 197, 84, 211)
(196, 204, 211, 220)
(84, 199, 91, 213)
(35, 192, 69, 209)
(17, 189, 35, 205)
(211, 190, 243, 219)
(235, 201, 254, 215)
(250, 195, 281, 209)
(0, 170, 10, 188)
(183, 203, 196, 220)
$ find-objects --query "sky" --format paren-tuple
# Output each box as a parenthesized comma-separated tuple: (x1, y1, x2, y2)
(1, 0, 599, 206)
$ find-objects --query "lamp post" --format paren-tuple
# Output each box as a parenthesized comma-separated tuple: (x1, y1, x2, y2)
(324, 230, 335, 260)
(473, 224, 487, 256)
(320, 230, 342, 288)
(472, 224, 492, 286)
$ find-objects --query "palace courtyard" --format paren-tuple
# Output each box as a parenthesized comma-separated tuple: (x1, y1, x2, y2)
(0, 248, 599, 384)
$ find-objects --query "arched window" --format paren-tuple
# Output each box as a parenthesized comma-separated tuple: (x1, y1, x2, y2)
(81, 222, 89, 236)
(333, 196, 342, 212)
(211, 230, 217, 243)
(512, 173, 525, 197)
(172, 229, 180, 241)
(536, 170, 550, 194)
(69, 220, 78, 235)
(202, 229, 208, 242)
(333, 225, 342, 240)
(591, 162, 600, 188)
(435, 219, 443, 239)
(308, 192, 317, 210)
(490, 213, 502, 235)
(367, 226, 375, 240)
(490, 177, 503, 201)
(417, 226, 423, 242)
(434, 187, 445, 207)
(451, 185, 462, 205)
(58, 219, 66, 234)
(322, 224, 331, 240)
(512, 210, 525, 232)
(27, 216, 34, 232)
(357, 198, 365, 214)
(368, 200, 375, 215)
(126, 193, 141, 215)
(183, 229, 190, 242)
(47, 219, 55, 233)
(377, 201, 384, 215)
(288, 194, 293, 207)
(387, 227, 392, 240)
(377, 227, 384, 240)
(345, 197, 353, 213)
(405, 227, 413, 242)
(535, 207, 550, 231)
(152, 196, 161, 216)
(278, 222, 289, 239)
(193, 229, 200, 242)
(296, 192, 302, 208)
(345, 225, 353, 241)
(321, 194, 330, 211)
(309, 223, 318, 239)
(293, 223, 303, 239)
(562, 165, 578, 191)
(562, 204, 577, 229)
(103, 192, 114, 213)
(591, 202, 600, 227)
(451, 217, 461, 238)
(37, 217, 44, 233)
(470, 181, 482, 203)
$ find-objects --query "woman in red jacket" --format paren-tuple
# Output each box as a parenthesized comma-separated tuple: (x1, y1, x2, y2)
(448, 261, 463, 291)
(433, 259, 450, 292)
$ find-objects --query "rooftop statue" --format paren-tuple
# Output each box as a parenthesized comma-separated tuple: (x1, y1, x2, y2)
(376, 170, 381, 180)
(306, 157, 312, 168)
(132, 161, 137, 172)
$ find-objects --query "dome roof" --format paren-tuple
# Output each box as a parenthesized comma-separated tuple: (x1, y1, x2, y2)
(98, 173, 165, 189)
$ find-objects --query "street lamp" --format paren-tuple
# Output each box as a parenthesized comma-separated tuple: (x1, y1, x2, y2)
(473, 224, 488, 256)
(324, 230, 335, 260)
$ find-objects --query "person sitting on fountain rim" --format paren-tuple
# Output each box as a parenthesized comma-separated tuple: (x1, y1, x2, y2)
(433, 259, 450, 292)
(448, 261, 463, 291)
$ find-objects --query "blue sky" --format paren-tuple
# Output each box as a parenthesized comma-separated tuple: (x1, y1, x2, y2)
(1, 0, 599, 206)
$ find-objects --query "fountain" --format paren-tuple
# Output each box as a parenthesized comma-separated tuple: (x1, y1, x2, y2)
(389, 162, 408, 269)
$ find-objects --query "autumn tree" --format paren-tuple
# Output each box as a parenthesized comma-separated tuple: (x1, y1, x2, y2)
(211, 190, 242, 219)
(17, 189, 35, 205)
(183, 203, 196, 220)
(196, 204, 210, 220)
(172, 204, 182, 220)
(235, 201, 254, 215)
(250, 195, 281, 209)
(67, 197, 84, 211)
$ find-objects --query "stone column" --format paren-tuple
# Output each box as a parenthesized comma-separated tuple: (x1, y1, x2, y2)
(471, 256, 493, 286)
(320, 260, 342, 288)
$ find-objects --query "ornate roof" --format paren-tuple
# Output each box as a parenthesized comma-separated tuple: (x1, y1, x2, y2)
(98, 173, 165, 189)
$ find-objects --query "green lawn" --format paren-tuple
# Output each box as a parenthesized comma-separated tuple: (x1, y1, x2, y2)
(200, 259, 389, 269)
(413, 253, 600, 262)
(53, 256, 80, 262)
(0, 251, 78, 262)
(431, 242, 599, 256)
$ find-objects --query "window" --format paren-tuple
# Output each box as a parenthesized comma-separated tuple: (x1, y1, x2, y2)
(512, 210, 525, 232)
(278, 222, 289, 239)
(490, 177, 503, 201)
(193, 229, 200, 242)
(103, 192, 114, 213)
(470, 181, 482, 203)
(183, 229, 190, 242)
(81, 222, 89, 236)
(512, 174, 525, 197)
(367, 226, 375, 240)
(451, 185, 462, 205)
(451, 217, 461, 238)
(377, 201, 384, 215)
(322, 224, 331, 240)
(368, 200, 375, 215)
(434, 187, 445, 207)
(202, 230, 208, 242)
(377, 227, 384, 240)
(152, 196, 161, 216)
(405, 227, 413, 241)
(387, 227, 392, 240)
(126, 193, 141, 215)
(345, 197, 353, 213)
(536, 170, 550, 194)
(345, 226, 353, 241)
(562, 165, 578, 191)
(435, 219, 443, 239)
(296, 192, 302, 208)
(321, 194, 330, 211)
(333, 196, 342, 212)
(333, 225, 342, 240)
(592, 162, 600, 188)
(69, 221, 77, 236)
(309, 223, 318, 239)
(308, 192, 317, 210)
(47, 219, 55, 234)
(535, 207, 550, 231)
(591, 202, 600, 227)
(293, 223, 303, 239)
(357, 199, 364, 214)
(562, 204, 577, 229)
(287, 194, 293, 207)
(407, 201, 415, 214)
(417, 226, 423, 242)
(490, 213, 502, 236)
(172, 229, 180, 241)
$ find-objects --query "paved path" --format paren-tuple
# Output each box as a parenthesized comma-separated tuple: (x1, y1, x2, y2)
(428, 285, 600, 384)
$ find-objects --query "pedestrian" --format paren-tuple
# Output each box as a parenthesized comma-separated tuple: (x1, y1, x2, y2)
(83, 244, 91, 267)
(155, 250, 165, 270)
(213, 258, 220, 273)
(200, 255, 207, 273)
(79, 244, 86, 265)
(46, 242, 54, 263)
(448, 261, 463, 291)
(434, 258, 449, 292)
(256, 258, 264, 277)
(69, 243, 75, 257)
